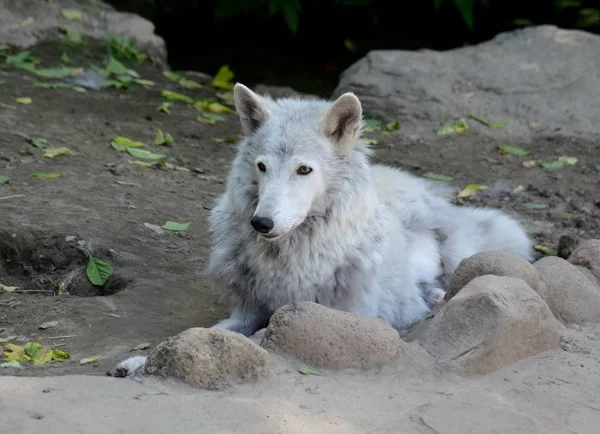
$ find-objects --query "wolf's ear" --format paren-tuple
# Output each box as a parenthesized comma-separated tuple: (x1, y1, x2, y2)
(320, 92, 363, 151)
(234, 83, 272, 135)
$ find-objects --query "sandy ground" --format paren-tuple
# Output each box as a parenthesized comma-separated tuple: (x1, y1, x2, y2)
(1, 39, 600, 433)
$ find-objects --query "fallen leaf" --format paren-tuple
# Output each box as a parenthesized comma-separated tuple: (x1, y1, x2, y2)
(160, 90, 193, 103)
(36, 67, 77, 79)
(212, 137, 237, 144)
(86, 257, 113, 286)
(43, 147, 72, 158)
(192, 99, 233, 114)
(522, 160, 537, 168)
(457, 184, 487, 198)
(61, 8, 82, 20)
(3, 343, 32, 362)
(435, 124, 456, 136)
(522, 203, 548, 210)
(33, 348, 54, 365)
(61, 52, 71, 64)
(198, 112, 225, 123)
(468, 113, 490, 126)
(216, 91, 234, 106)
(24, 342, 42, 358)
(79, 355, 100, 365)
(162, 221, 190, 231)
(541, 156, 578, 169)
(105, 56, 132, 77)
(452, 118, 469, 133)
(0, 283, 18, 292)
(298, 367, 324, 376)
(558, 156, 578, 166)
(127, 148, 167, 160)
(153, 129, 174, 146)
(423, 172, 454, 182)
(0, 336, 17, 343)
(62, 26, 82, 44)
(33, 82, 72, 89)
(31, 172, 60, 178)
(16, 97, 32, 104)
(0, 176, 9, 184)
(129, 160, 155, 168)
(162, 71, 182, 81)
(133, 343, 151, 350)
(595, 165, 600, 172)
(133, 78, 156, 87)
(27, 137, 50, 148)
(211, 65, 235, 90)
(358, 138, 378, 146)
(161, 161, 190, 172)
(534, 245, 553, 255)
(111, 136, 145, 150)
(178, 78, 202, 89)
(0, 360, 21, 368)
(157, 102, 171, 114)
(52, 348, 71, 360)
(498, 146, 529, 156)
(385, 120, 400, 131)
(344, 39, 356, 52)
(513, 185, 526, 193)
(491, 120, 509, 129)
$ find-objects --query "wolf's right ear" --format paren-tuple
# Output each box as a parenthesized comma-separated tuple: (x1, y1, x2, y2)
(233, 83, 272, 135)
(320, 92, 363, 152)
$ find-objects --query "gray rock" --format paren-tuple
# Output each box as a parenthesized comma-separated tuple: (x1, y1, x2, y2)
(535, 256, 600, 324)
(145, 327, 269, 390)
(261, 301, 402, 370)
(420, 275, 559, 375)
(568, 239, 600, 282)
(446, 251, 540, 301)
(0, 0, 167, 63)
(334, 25, 600, 142)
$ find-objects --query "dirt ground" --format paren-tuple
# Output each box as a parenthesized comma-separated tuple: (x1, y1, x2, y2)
(1, 39, 599, 380)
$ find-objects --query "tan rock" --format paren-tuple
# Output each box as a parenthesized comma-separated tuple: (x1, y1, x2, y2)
(567, 239, 600, 282)
(446, 251, 540, 301)
(534, 256, 600, 324)
(145, 327, 269, 390)
(420, 275, 559, 375)
(261, 301, 402, 370)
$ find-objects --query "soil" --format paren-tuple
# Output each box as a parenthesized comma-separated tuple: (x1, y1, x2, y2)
(1, 39, 599, 378)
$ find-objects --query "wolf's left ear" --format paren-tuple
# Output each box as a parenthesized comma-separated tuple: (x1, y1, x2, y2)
(320, 92, 363, 151)
(234, 83, 272, 135)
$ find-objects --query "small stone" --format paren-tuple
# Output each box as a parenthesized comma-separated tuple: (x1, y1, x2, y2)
(567, 239, 600, 282)
(420, 275, 559, 375)
(534, 256, 600, 324)
(261, 301, 402, 370)
(446, 251, 541, 301)
(38, 321, 58, 330)
(42, 388, 51, 393)
(144, 327, 269, 390)
(144, 223, 165, 235)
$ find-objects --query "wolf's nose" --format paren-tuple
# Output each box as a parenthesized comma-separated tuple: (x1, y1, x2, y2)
(250, 216, 274, 234)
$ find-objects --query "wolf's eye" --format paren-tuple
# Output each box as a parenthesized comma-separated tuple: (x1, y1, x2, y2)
(257, 162, 266, 172)
(297, 165, 312, 175)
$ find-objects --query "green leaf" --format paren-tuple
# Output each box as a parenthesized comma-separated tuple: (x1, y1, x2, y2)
(498, 146, 529, 156)
(0, 283, 18, 292)
(453, 118, 469, 133)
(436, 124, 456, 136)
(558, 156, 578, 166)
(163, 71, 183, 81)
(133, 78, 155, 87)
(157, 102, 171, 114)
(61, 26, 82, 44)
(153, 129, 174, 146)
(43, 147, 72, 158)
(126, 148, 167, 160)
(541, 156, 578, 169)
(0, 360, 21, 368)
(33, 82, 72, 89)
(61, 52, 71, 64)
(36, 67, 76, 78)
(453, 0, 475, 29)
(0, 176, 10, 184)
(282, 3, 300, 33)
(105, 56, 130, 76)
(52, 348, 71, 360)
(0, 335, 17, 343)
(27, 137, 50, 148)
(61, 8, 82, 20)
(468, 113, 490, 126)
(80, 355, 100, 365)
(358, 138, 378, 146)
(298, 367, 324, 376)
(522, 203, 548, 210)
(199, 112, 225, 122)
(24, 342, 42, 358)
(161, 221, 190, 231)
(16, 97, 32, 104)
(160, 90, 194, 103)
(385, 120, 400, 131)
(211, 65, 235, 90)
(111, 136, 145, 149)
(423, 172, 454, 182)
(31, 172, 60, 178)
(595, 165, 600, 173)
(178, 78, 203, 89)
(133, 343, 151, 350)
(192, 99, 234, 114)
(86, 257, 113, 286)
(491, 120, 509, 129)
(457, 184, 487, 198)
(534, 245, 553, 255)
(363, 118, 382, 132)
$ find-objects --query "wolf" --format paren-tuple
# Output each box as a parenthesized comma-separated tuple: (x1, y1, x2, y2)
(115, 83, 533, 377)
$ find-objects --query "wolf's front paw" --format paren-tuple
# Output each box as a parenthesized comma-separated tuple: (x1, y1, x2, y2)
(114, 355, 147, 378)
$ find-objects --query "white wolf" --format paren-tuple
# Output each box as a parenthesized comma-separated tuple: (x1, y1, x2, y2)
(115, 83, 533, 376)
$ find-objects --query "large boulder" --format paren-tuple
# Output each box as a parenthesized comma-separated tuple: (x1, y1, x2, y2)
(0, 0, 167, 63)
(445, 251, 540, 301)
(334, 25, 600, 142)
(144, 327, 270, 390)
(261, 301, 402, 370)
(534, 256, 600, 324)
(419, 275, 559, 375)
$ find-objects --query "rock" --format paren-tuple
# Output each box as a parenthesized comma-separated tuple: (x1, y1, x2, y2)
(253, 84, 308, 99)
(39, 321, 58, 330)
(0, 0, 167, 63)
(567, 239, 600, 281)
(144, 327, 269, 390)
(334, 25, 600, 142)
(419, 275, 559, 375)
(445, 251, 540, 302)
(557, 235, 579, 260)
(534, 256, 600, 324)
(261, 301, 402, 370)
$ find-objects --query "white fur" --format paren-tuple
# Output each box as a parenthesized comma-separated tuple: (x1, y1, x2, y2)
(114, 84, 533, 376)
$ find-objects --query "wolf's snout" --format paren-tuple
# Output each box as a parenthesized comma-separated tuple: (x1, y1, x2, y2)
(250, 216, 274, 234)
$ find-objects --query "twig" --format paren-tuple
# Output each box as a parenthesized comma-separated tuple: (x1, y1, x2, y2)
(0, 194, 26, 201)
(46, 335, 76, 339)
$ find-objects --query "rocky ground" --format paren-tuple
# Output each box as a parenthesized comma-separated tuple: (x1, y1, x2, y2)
(1, 3, 600, 433)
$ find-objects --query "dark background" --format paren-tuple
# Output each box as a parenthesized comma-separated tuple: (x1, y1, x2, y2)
(105, 0, 600, 96)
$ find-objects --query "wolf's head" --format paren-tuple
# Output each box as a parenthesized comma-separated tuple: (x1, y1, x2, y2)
(233, 83, 366, 241)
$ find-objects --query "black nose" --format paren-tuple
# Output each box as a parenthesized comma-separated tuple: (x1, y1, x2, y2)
(250, 216, 274, 234)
